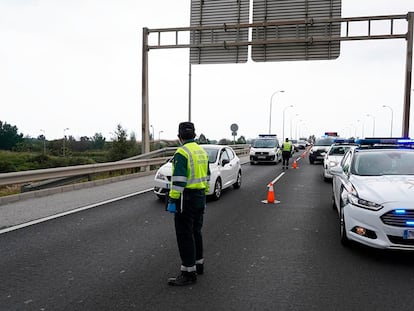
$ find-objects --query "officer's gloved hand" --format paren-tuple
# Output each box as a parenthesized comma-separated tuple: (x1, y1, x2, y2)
(166, 198, 178, 213)
(167, 202, 176, 213)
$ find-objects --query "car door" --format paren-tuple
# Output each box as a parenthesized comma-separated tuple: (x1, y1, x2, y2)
(218, 147, 236, 188)
(332, 149, 353, 213)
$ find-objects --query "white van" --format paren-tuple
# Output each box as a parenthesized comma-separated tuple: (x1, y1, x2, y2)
(249, 134, 282, 165)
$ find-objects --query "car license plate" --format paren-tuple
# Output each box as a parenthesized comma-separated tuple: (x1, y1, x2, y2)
(403, 230, 414, 239)
(258, 156, 266, 159)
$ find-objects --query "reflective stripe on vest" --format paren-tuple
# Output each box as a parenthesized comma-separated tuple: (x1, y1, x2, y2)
(170, 143, 209, 198)
(179, 145, 208, 185)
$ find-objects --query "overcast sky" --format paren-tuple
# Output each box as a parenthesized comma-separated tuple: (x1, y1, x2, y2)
(1, 0, 414, 142)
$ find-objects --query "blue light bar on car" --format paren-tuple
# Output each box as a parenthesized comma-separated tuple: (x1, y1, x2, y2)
(355, 138, 414, 145)
(333, 138, 354, 143)
(406, 221, 414, 226)
(394, 209, 407, 214)
(397, 139, 414, 144)
(258, 134, 277, 138)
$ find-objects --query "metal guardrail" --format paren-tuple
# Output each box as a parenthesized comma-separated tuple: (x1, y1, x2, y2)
(0, 144, 250, 187)
(0, 157, 170, 187)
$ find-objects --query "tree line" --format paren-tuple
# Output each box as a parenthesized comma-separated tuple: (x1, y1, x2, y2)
(0, 120, 247, 173)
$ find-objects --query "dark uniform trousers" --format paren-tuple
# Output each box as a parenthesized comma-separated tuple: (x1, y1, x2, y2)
(282, 151, 291, 166)
(174, 188, 206, 269)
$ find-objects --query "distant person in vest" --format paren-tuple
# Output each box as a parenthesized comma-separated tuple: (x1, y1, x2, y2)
(282, 138, 293, 169)
(166, 121, 210, 286)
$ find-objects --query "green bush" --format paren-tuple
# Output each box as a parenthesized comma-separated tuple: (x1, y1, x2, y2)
(0, 160, 17, 173)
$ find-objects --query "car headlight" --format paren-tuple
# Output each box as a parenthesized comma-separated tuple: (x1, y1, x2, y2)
(155, 172, 168, 181)
(328, 160, 338, 167)
(348, 193, 383, 211)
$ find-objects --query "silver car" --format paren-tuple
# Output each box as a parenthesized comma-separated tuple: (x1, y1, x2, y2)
(153, 144, 242, 201)
(323, 142, 357, 181)
(331, 138, 414, 250)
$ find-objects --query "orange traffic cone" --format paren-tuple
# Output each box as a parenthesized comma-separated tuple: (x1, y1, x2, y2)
(267, 182, 275, 203)
(292, 160, 298, 169)
(262, 182, 280, 204)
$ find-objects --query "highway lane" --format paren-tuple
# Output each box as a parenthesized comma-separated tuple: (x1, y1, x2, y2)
(1, 154, 414, 311)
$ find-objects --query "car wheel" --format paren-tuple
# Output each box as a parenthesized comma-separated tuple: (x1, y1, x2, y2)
(331, 193, 336, 210)
(212, 178, 222, 200)
(233, 171, 242, 189)
(339, 193, 350, 246)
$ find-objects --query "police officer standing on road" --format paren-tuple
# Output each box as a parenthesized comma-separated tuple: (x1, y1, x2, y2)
(166, 122, 210, 286)
(282, 138, 293, 169)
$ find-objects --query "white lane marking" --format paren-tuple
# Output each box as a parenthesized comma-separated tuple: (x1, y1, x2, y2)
(270, 172, 285, 185)
(0, 188, 153, 235)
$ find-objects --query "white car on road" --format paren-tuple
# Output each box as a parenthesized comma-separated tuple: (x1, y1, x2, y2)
(153, 144, 242, 201)
(323, 141, 357, 181)
(331, 138, 414, 250)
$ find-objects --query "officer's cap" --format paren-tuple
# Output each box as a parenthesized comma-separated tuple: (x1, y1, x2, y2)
(178, 122, 196, 139)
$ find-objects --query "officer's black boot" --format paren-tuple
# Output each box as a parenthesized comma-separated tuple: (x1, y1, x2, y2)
(196, 263, 204, 275)
(168, 271, 197, 286)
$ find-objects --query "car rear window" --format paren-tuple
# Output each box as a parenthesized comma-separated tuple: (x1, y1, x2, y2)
(314, 138, 336, 146)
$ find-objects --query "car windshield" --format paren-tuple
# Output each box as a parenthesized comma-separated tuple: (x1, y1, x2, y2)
(202, 147, 218, 163)
(252, 139, 277, 148)
(314, 138, 336, 146)
(329, 146, 351, 156)
(352, 151, 414, 176)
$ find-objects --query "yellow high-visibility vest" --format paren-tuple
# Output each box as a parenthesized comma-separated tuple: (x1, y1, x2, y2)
(169, 142, 209, 199)
(282, 141, 292, 152)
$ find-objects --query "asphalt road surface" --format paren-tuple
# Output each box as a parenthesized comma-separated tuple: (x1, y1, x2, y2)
(1, 153, 414, 311)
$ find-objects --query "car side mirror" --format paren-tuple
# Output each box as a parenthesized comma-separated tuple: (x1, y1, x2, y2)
(222, 159, 230, 166)
(330, 165, 344, 175)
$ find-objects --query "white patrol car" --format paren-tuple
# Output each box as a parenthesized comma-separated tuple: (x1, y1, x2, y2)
(249, 134, 282, 165)
(331, 138, 414, 250)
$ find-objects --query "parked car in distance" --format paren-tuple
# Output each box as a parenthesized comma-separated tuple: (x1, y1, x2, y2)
(153, 144, 242, 201)
(297, 139, 308, 149)
(309, 136, 340, 164)
(323, 140, 357, 181)
(249, 134, 282, 164)
(331, 138, 414, 250)
(290, 139, 299, 152)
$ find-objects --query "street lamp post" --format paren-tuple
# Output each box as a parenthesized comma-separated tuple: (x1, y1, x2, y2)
(150, 125, 154, 142)
(295, 119, 303, 140)
(150, 125, 154, 150)
(268, 90, 284, 134)
(40, 129, 46, 154)
(382, 105, 394, 137)
(63, 128, 69, 157)
(158, 130, 163, 148)
(290, 114, 299, 139)
(366, 114, 375, 137)
(282, 105, 294, 140)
